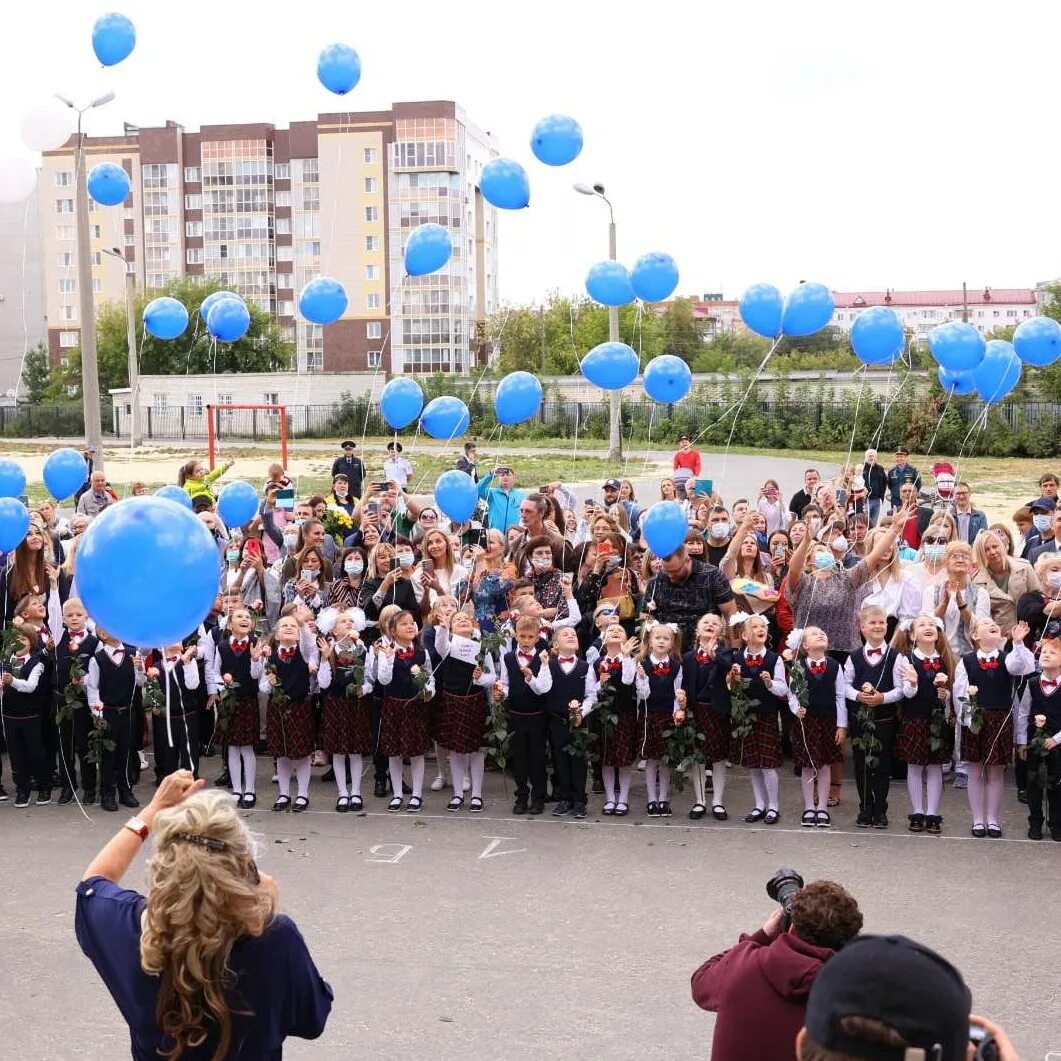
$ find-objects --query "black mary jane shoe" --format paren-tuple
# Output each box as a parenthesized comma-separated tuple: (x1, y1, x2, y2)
(446, 796, 464, 812)
(240, 793, 257, 810)
(971, 824, 987, 838)
(908, 813, 925, 833)
(272, 795, 291, 813)
(614, 802, 629, 817)
(801, 810, 818, 828)
(387, 796, 404, 812)
(336, 796, 351, 813)
(468, 797, 483, 813)
(349, 795, 364, 812)
(764, 810, 780, 825)
(688, 803, 707, 821)
(292, 796, 309, 813)
(744, 808, 766, 824)
(712, 804, 728, 821)
(658, 801, 672, 818)
(602, 801, 617, 816)
(646, 801, 660, 818)
(986, 824, 1002, 839)
(406, 796, 423, 813)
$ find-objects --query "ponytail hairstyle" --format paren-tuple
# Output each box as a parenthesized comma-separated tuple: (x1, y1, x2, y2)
(177, 460, 198, 488)
(140, 790, 275, 1061)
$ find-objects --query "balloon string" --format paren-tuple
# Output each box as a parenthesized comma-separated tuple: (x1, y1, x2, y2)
(924, 386, 956, 458)
(719, 334, 784, 485)
(952, 404, 990, 488)
(843, 367, 867, 476)
(870, 370, 911, 452)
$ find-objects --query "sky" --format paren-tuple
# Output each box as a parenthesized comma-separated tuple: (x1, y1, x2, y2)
(1, 0, 1058, 306)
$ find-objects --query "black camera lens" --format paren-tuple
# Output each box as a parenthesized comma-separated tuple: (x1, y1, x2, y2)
(766, 868, 805, 912)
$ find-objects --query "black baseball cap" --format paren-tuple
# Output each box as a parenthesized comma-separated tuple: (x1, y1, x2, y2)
(603, 478, 621, 491)
(340, 440, 356, 449)
(1030, 496, 1057, 512)
(805, 935, 971, 1061)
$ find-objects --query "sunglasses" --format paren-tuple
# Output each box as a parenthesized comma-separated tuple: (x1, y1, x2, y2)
(923, 537, 949, 545)
(598, 607, 618, 617)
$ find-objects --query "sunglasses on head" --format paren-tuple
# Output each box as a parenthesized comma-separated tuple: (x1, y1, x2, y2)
(924, 536, 948, 545)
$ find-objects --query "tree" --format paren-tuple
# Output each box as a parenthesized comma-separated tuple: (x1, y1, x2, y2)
(1022, 284, 1061, 400)
(658, 298, 707, 363)
(19, 342, 51, 402)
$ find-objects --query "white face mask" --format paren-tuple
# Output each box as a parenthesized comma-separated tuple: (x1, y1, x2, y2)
(709, 523, 729, 540)
(1033, 514, 1052, 533)
(397, 553, 414, 569)
(1048, 571, 1061, 590)
(831, 536, 849, 554)
(344, 560, 364, 576)
(531, 557, 552, 572)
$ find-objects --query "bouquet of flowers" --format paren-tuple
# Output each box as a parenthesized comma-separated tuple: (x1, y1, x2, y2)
(409, 662, 431, 700)
(335, 641, 366, 698)
(727, 665, 760, 744)
(1030, 713, 1053, 792)
(662, 696, 704, 792)
(564, 700, 597, 761)
(56, 656, 87, 728)
(322, 506, 354, 545)
(142, 668, 165, 717)
(486, 688, 511, 778)
(215, 674, 241, 735)
(86, 714, 116, 766)
(265, 662, 292, 717)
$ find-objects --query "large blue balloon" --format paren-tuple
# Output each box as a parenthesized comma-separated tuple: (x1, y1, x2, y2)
(143, 297, 189, 341)
(927, 321, 985, 372)
(972, 340, 1022, 404)
(91, 13, 136, 66)
(405, 224, 452, 277)
(421, 396, 470, 440)
(938, 367, 976, 396)
(581, 341, 639, 391)
(0, 498, 30, 552)
(1013, 316, 1061, 367)
(207, 297, 251, 342)
(199, 290, 243, 323)
(781, 283, 835, 337)
(0, 459, 26, 499)
(380, 378, 424, 430)
(78, 497, 220, 646)
(494, 371, 543, 425)
(630, 252, 679, 303)
(217, 480, 259, 528)
(87, 162, 130, 207)
(739, 283, 783, 339)
(43, 447, 87, 500)
(850, 306, 904, 365)
(641, 501, 688, 559)
(642, 354, 692, 403)
(480, 159, 530, 210)
(317, 43, 361, 95)
(585, 261, 634, 307)
(530, 115, 583, 166)
(299, 277, 348, 325)
(155, 484, 193, 509)
(434, 470, 478, 524)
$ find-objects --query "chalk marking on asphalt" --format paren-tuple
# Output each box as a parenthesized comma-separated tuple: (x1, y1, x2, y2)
(365, 843, 412, 864)
(478, 836, 527, 860)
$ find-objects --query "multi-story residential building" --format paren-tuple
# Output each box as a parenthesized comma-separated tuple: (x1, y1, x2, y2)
(0, 196, 46, 394)
(38, 101, 499, 375)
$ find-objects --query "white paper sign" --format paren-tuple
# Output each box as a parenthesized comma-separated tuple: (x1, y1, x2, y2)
(447, 634, 480, 665)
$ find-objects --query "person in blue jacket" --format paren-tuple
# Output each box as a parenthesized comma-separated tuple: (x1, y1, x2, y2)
(476, 464, 528, 532)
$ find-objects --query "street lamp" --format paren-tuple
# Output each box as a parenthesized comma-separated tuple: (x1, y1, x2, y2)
(56, 91, 116, 471)
(102, 246, 141, 446)
(574, 181, 622, 461)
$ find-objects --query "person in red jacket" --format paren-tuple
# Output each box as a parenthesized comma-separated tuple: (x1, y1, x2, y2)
(690, 880, 863, 1061)
(672, 435, 702, 498)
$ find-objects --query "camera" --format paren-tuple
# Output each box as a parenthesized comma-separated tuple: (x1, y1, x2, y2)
(969, 1024, 998, 1061)
(766, 867, 805, 930)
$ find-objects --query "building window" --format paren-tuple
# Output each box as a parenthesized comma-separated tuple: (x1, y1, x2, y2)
(92, 225, 101, 239)
(297, 241, 321, 258)
(263, 391, 279, 406)
(367, 322, 382, 339)
(56, 225, 74, 240)
(186, 394, 203, 415)
(275, 217, 291, 235)
(184, 193, 202, 210)
(364, 147, 377, 164)
(124, 232, 136, 248)
(306, 350, 324, 372)
(146, 272, 168, 288)
(367, 349, 382, 368)
(55, 171, 73, 187)
(275, 190, 292, 207)
(365, 206, 379, 222)
(91, 251, 102, 266)
(367, 293, 381, 310)
(276, 245, 294, 262)
(183, 166, 201, 183)
(364, 177, 377, 193)
(299, 213, 320, 238)
(186, 248, 204, 264)
(56, 198, 74, 214)
(275, 163, 290, 180)
(365, 235, 378, 251)
(280, 325, 296, 343)
(153, 394, 168, 412)
(61, 305, 76, 321)
(276, 269, 293, 287)
(1006, 309, 1018, 317)
(185, 220, 203, 237)
(92, 278, 102, 294)
(58, 278, 76, 294)
(59, 330, 79, 348)
(57, 252, 74, 268)
(993, 310, 1000, 318)
(298, 159, 319, 183)
(301, 187, 320, 211)
(365, 265, 379, 280)
(278, 300, 295, 316)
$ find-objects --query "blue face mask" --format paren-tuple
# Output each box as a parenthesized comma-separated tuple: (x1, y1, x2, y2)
(924, 544, 945, 563)
(813, 552, 836, 572)
(1033, 514, 1052, 533)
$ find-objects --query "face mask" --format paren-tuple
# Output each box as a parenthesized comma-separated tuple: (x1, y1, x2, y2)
(924, 544, 945, 563)
(813, 552, 836, 572)
(531, 557, 552, 572)
(709, 523, 729, 540)
(808, 518, 822, 533)
(344, 560, 364, 576)
(300, 569, 318, 582)
(225, 550, 240, 563)
(605, 556, 622, 572)
(1034, 514, 1052, 533)
(831, 536, 849, 554)
(398, 553, 414, 569)
(283, 534, 299, 550)
(1048, 571, 1061, 590)
(293, 518, 305, 528)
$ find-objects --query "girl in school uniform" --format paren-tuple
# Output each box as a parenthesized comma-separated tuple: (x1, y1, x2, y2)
(375, 609, 436, 813)
(953, 616, 1034, 837)
(144, 642, 200, 781)
(206, 606, 264, 808)
(893, 614, 956, 835)
(259, 614, 323, 813)
(788, 626, 847, 829)
(596, 622, 640, 817)
(424, 595, 460, 794)
(681, 613, 727, 821)
(635, 622, 687, 818)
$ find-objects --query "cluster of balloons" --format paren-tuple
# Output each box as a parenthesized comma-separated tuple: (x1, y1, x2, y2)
(142, 289, 252, 343)
(585, 253, 680, 307)
(0, 449, 88, 553)
(578, 344, 693, 403)
(739, 282, 836, 340)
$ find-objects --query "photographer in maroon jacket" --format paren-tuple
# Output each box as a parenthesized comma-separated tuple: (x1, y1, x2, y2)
(691, 877, 862, 1061)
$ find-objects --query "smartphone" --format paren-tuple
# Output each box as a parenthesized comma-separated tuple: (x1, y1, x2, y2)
(772, 543, 786, 559)
(375, 482, 390, 491)
(276, 487, 295, 511)
(422, 559, 435, 575)
(364, 501, 379, 515)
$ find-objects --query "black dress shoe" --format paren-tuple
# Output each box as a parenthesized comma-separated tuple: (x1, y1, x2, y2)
(512, 798, 528, 815)
(119, 791, 140, 809)
(873, 814, 889, 829)
(373, 778, 389, 798)
(58, 788, 75, 806)
(81, 790, 96, 805)
(214, 770, 232, 788)
(101, 793, 119, 812)
(971, 824, 987, 838)
(528, 799, 545, 815)
(1052, 829, 1061, 842)
(1028, 823, 1043, 840)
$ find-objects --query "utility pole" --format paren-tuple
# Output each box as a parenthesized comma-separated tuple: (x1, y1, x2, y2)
(962, 281, 968, 323)
(539, 304, 546, 374)
(104, 247, 141, 445)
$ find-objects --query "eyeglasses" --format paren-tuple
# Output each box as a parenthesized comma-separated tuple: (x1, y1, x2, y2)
(421, 514, 438, 522)
(923, 537, 949, 545)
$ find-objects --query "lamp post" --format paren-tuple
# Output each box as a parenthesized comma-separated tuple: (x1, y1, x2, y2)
(102, 246, 141, 446)
(574, 181, 622, 462)
(56, 91, 116, 472)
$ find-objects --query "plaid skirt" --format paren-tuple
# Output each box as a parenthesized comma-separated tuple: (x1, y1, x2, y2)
(896, 716, 953, 766)
(321, 692, 374, 755)
(696, 704, 731, 764)
(437, 691, 488, 753)
(959, 708, 1013, 766)
(730, 713, 783, 769)
(266, 696, 315, 760)
(792, 714, 844, 769)
(601, 709, 640, 768)
(379, 695, 432, 758)
(639, 710, 670, 761)
(225, 695, 260, 747)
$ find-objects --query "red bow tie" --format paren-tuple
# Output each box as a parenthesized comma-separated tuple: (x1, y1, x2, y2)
(745, 654, 763, 667)
(278, 646, 297, 662)
(518, 651, 535, 663)
(558, 656, 576, 665)
(230, 638, 248, 653)
(600, 658, 621, 674)
(865, 647, 883, 659)
(652, 662, 671, 676)
(921, 658, 941, 672)
(109, 649, 124, 659)
(696, 650, 711, 664)
(396, 648, 415, 661)
(808, 660, 827, 676)
(978, 658, 999, 671)
(1042, 678, 1057, 691)
(166, 656, 180, 664)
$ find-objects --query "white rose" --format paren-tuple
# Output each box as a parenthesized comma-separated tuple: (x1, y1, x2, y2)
(967, 685, 978, 697)
(1035, 713, 1047, 729)
(861, 682, 873, 694)
(410, 664, 421, 676)
(934, 673, 949, 687)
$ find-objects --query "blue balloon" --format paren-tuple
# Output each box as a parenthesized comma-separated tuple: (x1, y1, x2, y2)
(87, 162, 130, 207)
(78, 497, 220, 646)
(0, 459, 26, 499)
(317, 43, 362, 95)
(199, 290, 243, 323)
(494, 371, 543, 425)
(938, 367, 976, 396)
(217, 480, 259, 528)
(530, 115, 583, 166)
(434, 470, 478, 524)
(43, 447, 87, 500)
(421, 396, 471, 440)
(207, 297, 251, 342)
(630, 252, 679, 303)
(927, 321, 985, 372)
(641, 501, 688, 559)
(585, 261, 635, 307)
(1013, 316, 1061, 367)
(480, 158, 530, 210)
(143, 297, 189, 341)
(972, 340, 1022, 404)
(405, 223, 453, 277)
(299, 277, 348, 325)
(0, 498, 30, 552)
(781, 283, 835, 337)
(850, 306, 905, 365)
(91, 13, 136, 66)
(581, 341, 639, 391)
(642, 354, 692, 403)
(155, 484, 193, 509)
(739, 283, 784, 338)
(379, 378, 424, 430)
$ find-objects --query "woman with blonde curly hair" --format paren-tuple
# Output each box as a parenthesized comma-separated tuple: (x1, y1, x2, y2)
(76, 772, 332, 1059)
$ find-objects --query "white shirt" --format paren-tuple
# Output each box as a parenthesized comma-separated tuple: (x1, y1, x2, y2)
(794, 656, 849, 728)
(860, 573, 921, 627)
(953, 644, 1035, 724)
(842, 646, 909, 707)
(533, 655, 599, 717)
(1016, 672, 1061, 745)
(383, 456, 412, 488)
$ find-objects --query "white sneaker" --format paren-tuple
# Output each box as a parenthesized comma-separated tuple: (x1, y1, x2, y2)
(462, 776, 471, 793)
(430, 776, 446, 791)
(138, 751, 149, 769)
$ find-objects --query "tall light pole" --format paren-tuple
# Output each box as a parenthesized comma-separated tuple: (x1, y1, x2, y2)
(102, 246, 141, 445)
(574, 181, 623, 462)
(56, 91, 116, 472)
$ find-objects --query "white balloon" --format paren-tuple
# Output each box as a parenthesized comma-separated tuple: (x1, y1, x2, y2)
(20, 100, 76, 153)
(0, 158, 37, 203)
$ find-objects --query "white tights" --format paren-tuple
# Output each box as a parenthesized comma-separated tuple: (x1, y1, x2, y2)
(227, 745, 256, 795)
(277, 755, 311, 799)
(601, 765, 633, 806)
(644, 759, 670, 803)
(906, 764, 944, 816)
(801, 766, 831, 813)
(390, 755, 425, 800)
(449, 751, 485, 800)
(967, 763, 1005, 827)
(749, 768, 779, 811)
(331, 753, 364, 798)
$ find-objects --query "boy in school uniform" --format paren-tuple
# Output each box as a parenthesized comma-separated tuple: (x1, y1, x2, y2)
(55, 598, 100, 804)
(146, 643, 202, 781)
(1016, 637, 1061, 841)
(1, 627, 51, 807)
